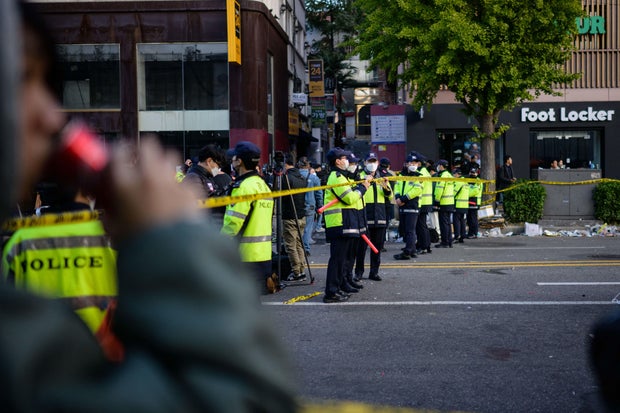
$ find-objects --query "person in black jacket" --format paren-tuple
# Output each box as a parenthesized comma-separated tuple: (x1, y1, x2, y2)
(281, 153, 308, 281)
(496, 154, 516, 206)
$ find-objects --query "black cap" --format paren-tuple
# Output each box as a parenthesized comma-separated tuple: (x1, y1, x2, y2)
(406, 154, 421, 163)
(366, 152, 378, 161)
(437, 159, 449, 167)
(379, 157, 391, 167)
(347, 153, 360, 163)
(409, 151, 427, 162)
(326, 147, 351, 164)
(231, 141, 261, 166)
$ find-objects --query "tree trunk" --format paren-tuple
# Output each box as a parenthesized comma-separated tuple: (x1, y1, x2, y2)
(479, 113, 497, 204)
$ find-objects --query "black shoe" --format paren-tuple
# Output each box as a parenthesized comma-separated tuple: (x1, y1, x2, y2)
(410, 253, 418, 258)
(434, 243, 449, 248)
(381, 247, 387, 252)
(457, 238, 464, 244)
(352, 275, 362, 282)
(337, 290, 352, 297)
(394, 252, 411, 260)
(426, 248, 432, 254)
(369, 274, 382, 281)
(341, 284, 359, 293)
(323, 293, 349, 303)
(286, 272, 307, 282)
(349, 279, 364, 289)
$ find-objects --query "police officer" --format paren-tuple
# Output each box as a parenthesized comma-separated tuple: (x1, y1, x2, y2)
(221, 141, 275, 294)
(323, 148, 370, 303)
(412, 152, 433, 255)
(343, 153, 366, 291)
(354, 152, 392, 281)
(466, 165, 483, 239)
(393, 154, 424, 260)
(452, 167, 470, 244)
(434, 159, 455, 248)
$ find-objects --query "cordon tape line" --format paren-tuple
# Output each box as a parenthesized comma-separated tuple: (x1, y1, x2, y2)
(283, 291, 322, 304)
(5, 177, 620, 230)
(2, 210, 102, 232)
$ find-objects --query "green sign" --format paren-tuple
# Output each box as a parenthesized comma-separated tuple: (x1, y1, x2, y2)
(311, 108, 326, 125)
(576, 16, 605, 35)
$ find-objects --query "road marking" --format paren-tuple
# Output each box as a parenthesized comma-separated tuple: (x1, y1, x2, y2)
(264, 300, 615, 306)
(308, 260, 620, 269)
(538, 282, 620, 286)
(464, 246, 604, 250)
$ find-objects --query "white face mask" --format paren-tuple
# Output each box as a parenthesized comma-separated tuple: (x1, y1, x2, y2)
(210, 166, 221, 176)
(366, 162, 378, 172)
(340, 159, 350, 170)
(347, 165, 358, 173)
(408, 165, 418, 173)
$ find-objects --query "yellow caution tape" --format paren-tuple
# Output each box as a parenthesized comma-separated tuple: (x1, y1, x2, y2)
(2, 210, 101, 232)
(283, 291, 321, 304)
(5, 177, 620, 230)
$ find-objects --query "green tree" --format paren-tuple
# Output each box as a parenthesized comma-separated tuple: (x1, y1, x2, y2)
(353, 0, 582, 188)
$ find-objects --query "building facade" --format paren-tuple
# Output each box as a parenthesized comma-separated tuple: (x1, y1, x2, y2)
(400, 0, 620, 180)
(33, 0, 292, 165)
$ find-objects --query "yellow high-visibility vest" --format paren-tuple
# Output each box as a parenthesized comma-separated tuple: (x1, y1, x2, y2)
(2, 219, 117, 332)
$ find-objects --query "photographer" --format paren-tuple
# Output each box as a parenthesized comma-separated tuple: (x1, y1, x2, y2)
(0, 3, 296, 411)
(281, 153, 308, 282)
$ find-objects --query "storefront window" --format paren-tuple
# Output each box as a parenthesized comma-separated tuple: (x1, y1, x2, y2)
(137, 43, 228, 111)
(437, 130, 479, 169)
(56, 44, 120, 110)
(529, 130, 601, 171)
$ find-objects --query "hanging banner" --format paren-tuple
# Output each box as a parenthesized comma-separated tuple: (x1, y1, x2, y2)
(308, 59, 325, 97)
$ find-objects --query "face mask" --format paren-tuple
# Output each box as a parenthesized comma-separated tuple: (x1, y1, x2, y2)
(340, 159, 350, 170)
(436, 166, 442, 172)
(366, 163, 378, 172)
(211, 166, 221, 176)
(408, 165, 418, 173)
(347, 165, 357, 173)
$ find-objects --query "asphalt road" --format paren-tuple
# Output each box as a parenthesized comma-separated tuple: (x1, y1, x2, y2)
(262, 234, 620, 412)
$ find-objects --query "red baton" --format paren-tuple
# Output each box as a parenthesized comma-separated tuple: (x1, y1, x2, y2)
(317, 198, 339, 214)
(361, 233, 379, 254)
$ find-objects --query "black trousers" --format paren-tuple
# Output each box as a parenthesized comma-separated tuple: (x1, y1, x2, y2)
(453, 210, 467, 241)
(355, 226, 387, 278)
(416, 211, 431, 250)
(326, 237, 357, 295)
(438, 210, 453, 245)
(400, 211, 419, 255)
(467, 208, 479, 237)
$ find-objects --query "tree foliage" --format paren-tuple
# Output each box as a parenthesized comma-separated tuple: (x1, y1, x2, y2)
(353, 0, 582, 184)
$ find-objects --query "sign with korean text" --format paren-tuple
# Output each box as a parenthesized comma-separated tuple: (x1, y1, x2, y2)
(308, 59, 325, 97)
(370, 104, 406, 143)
